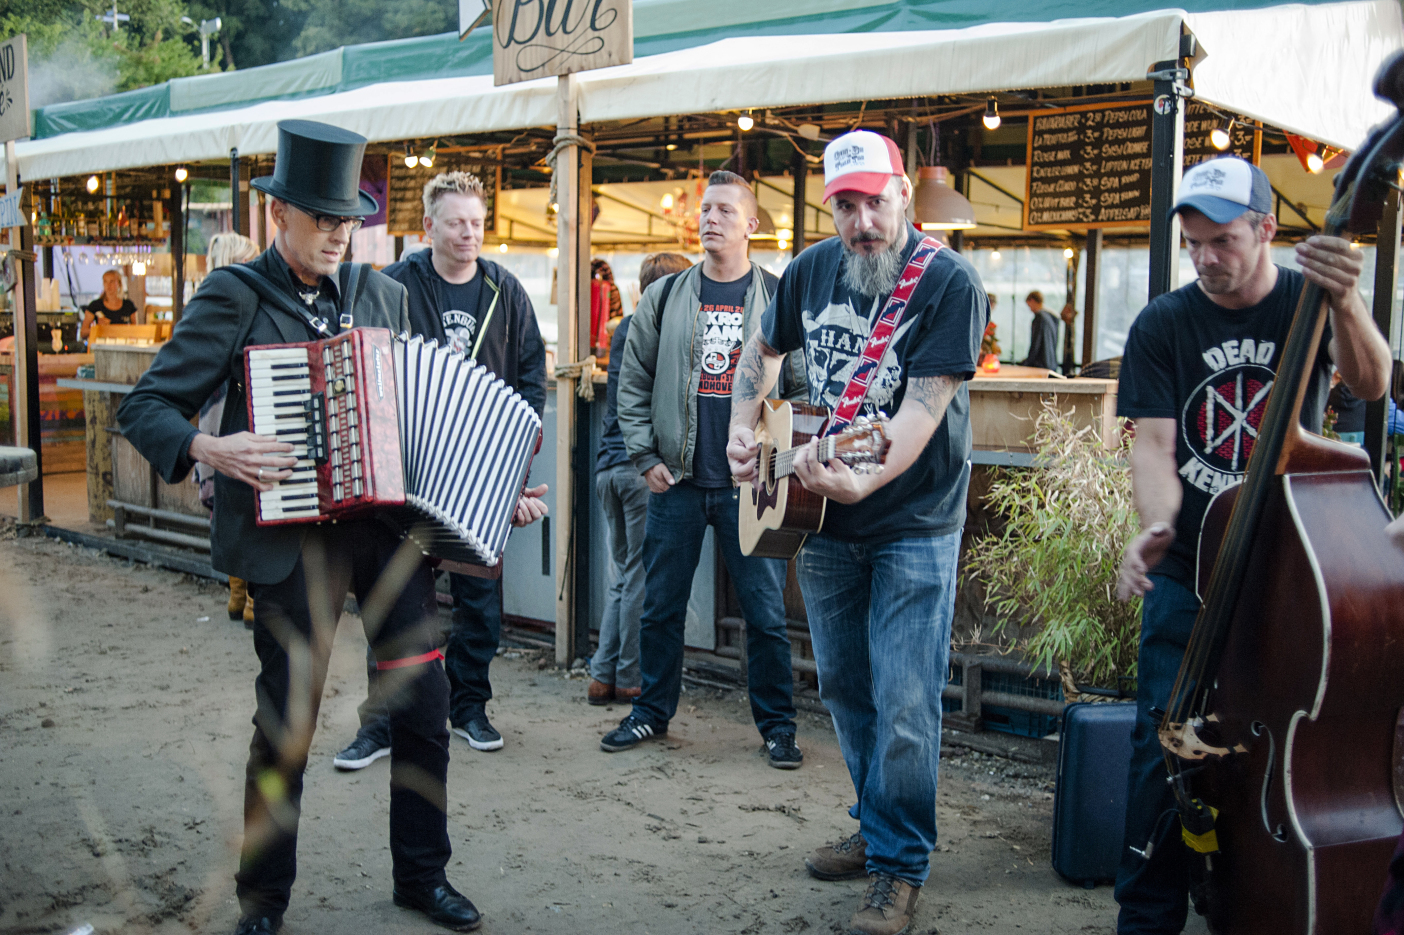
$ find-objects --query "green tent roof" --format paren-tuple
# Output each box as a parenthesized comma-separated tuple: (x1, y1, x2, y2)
(34, 0, 1339, 139)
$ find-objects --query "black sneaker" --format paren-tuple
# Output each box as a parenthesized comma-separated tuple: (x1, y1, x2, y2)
(333, 734, 390, 771)
(600, 713, 665, 752)
(452, 716, 504, 751)
(764, 730, 803, 769)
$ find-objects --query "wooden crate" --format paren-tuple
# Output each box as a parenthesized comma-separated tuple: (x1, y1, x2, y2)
(968, 375, 1120, 454)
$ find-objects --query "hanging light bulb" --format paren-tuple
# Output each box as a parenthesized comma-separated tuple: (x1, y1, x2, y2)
(86, 175, 100, 194)
(1306, 151, 1325, 173)
(665, 143, 678, 151)
(419, 146, 436, 169)
(982, 98, 1001, 131)
(991, 249, 1002, 261)
(174, 167, 188, 183)
(498, 243, 508, 253)
(1063, 246, 1076, 259)
(737, 112, 754, 132)
(660, 192, 674, 211)
(1210, 118, 1233, 151)
(132, 260, 146, 275)
(405, 153, 418, 168)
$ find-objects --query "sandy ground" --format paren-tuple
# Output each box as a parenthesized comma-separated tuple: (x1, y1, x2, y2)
(0, 525, 1193, 935)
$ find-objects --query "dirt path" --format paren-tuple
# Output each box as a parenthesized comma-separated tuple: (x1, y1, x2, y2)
(0, 527, 1155, 935)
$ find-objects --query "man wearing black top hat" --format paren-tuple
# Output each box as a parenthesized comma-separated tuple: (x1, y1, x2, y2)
(118, 120, 482, 934)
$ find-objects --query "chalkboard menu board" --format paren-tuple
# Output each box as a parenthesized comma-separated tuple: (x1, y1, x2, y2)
(1183, 101, 1259, 168)
(387, 158, 500, 237)
(1024, 101, 1258, 231)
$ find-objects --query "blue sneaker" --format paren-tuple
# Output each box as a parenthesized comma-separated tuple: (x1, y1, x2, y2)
(600, 713, 666, 752)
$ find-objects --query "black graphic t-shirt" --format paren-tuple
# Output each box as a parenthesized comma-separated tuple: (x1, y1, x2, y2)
(434, 270, 486, 358)
(761, 224, 988, 544)
(692, 270, 752, 487)
(1117, 267, 1331, 589)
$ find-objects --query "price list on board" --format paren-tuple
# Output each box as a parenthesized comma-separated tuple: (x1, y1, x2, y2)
(1025, 102, 1154, 229)
(1024, 101, 1258, 230)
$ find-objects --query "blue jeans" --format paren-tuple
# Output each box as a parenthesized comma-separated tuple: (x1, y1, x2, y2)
(1114, 573, 1199, 934)
(592, 464, 650, 690)
(632, 481, 796, 738)
(795, 530, 961, 886)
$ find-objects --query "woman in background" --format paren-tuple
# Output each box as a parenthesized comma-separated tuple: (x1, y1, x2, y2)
(197, 232, 262, 625)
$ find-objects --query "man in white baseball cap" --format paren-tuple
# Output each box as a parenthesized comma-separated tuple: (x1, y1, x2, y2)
(728, 130, 989, 935)
(1112, 154, 1389, 934)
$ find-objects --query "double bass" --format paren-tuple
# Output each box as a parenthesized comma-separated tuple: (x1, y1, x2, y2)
(1158, 53, 1404, 933)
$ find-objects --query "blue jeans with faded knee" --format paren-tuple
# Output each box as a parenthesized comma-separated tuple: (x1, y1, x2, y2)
(795, 529, 961, 886)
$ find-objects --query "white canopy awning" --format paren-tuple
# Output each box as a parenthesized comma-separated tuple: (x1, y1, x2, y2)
(15, 1, 1401, 181)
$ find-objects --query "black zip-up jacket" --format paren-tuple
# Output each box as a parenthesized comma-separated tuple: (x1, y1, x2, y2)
(383, 249, 547, 415)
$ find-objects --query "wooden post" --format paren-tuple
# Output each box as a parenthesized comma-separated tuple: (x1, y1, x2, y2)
(1082, 228, 1102, 367)
(554, 73, 586, 668)
(7, 138, 43, 522)
(791, 145, 807, 258)
(171, 184, 186, 323)
(1365, 187, 1401, 487)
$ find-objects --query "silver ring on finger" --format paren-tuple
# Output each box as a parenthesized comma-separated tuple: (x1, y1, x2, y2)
(257, 467, 264, 480)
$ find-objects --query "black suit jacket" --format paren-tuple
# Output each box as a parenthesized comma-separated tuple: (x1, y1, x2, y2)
(117, 247, 410, 584)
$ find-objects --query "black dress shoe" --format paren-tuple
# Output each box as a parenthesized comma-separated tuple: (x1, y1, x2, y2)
(233, 916, 280, 935)
(393, 882, 482, 931)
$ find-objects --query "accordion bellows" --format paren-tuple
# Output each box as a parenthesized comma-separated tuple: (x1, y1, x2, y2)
(244, 328, 542, 568)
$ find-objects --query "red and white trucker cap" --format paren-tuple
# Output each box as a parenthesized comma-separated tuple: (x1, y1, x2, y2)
(822, 130, 906, 202)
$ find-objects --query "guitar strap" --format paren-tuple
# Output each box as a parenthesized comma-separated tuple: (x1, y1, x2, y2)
(826, 235, 943, 435)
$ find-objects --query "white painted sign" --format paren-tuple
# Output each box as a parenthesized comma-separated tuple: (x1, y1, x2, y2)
(459, 0, 491, 39)
(0, 185, 26, 228)
(0, 35, 29, 143)
(492, 0, 632, 87)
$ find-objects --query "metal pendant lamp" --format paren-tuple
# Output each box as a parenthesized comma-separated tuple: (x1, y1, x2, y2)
(914, 166, 976, 231)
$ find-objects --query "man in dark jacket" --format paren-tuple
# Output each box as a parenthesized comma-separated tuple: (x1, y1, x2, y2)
(1021, 289, 1060, 370)
(334, 170, 547, 767)
(116, 121, 480, 935)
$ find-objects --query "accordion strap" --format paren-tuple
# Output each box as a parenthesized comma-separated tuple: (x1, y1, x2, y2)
(223, 264, 333, 338)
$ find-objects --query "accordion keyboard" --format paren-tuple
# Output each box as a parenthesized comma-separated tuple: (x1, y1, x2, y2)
(248, 347, 324, 520)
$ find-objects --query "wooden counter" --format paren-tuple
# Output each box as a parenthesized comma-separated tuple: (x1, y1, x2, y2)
(0, 350, 93, 474)
(968, 369, 1119, 457)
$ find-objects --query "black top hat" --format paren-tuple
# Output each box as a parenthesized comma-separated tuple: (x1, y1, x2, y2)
(250, 120, 379, 217)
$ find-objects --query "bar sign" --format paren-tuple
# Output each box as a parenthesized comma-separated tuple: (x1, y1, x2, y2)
(0, 185, 25, 228)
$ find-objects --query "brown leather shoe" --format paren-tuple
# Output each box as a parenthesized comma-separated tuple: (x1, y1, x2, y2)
(805, 831, 868, 880)
(587, 679, 615, 705)
(243, 596, 255, 629)
(228, 576, 248, 621)
(615, 686, 641, 702)
(848, 874, 919, 935)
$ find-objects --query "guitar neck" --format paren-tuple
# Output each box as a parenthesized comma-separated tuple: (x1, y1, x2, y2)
(771, 436, 837, 479)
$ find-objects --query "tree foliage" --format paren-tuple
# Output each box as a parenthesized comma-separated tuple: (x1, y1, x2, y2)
(282, 0, 454, 57)
(963, 398, 1142, 688)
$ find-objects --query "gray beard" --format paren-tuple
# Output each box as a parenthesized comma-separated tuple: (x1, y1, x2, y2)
(840, 241, 903, 298)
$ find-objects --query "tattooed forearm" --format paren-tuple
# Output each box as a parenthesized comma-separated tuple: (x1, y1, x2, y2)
(730, 333, 783, 426)
(907, 375, 961, 425)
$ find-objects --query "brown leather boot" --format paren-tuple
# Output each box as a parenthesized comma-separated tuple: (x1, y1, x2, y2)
(228, 577, 248, 621)
(805, 831, 868, 880)
(848, 874, 919, 935)
(615, 686, 641, 702)
(243, 596, 255, 629)
(587, 679, 615, 705)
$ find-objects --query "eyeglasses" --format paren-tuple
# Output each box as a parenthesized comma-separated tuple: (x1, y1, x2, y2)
(292, 203, 364, 233)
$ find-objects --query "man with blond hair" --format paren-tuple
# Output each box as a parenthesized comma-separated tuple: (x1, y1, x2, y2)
(333, 170, 547, 770)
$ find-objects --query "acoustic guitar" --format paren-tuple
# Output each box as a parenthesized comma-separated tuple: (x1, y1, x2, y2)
(738, 399, 889, 559)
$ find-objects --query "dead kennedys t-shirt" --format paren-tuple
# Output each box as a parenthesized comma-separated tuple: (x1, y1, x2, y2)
(691, 270, 753, 487)
(761, 225, 988, 544)
(1117, 267, 1331, 589)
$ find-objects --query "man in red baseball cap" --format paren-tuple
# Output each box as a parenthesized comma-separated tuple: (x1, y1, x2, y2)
(728, 130, 990, 935)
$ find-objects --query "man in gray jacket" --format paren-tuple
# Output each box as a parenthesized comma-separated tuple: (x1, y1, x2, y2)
(601, 170, 804, 768)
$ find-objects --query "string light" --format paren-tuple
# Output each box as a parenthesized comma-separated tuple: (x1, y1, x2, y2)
(737, 112, 754, 132)
(86, 175, 100, 193)
(174, 167, 188, 183)
(660, 193, 674, 210)
(982, 98, 1001, 131)
(665, 143, 678, 151)
(1063, 246, 1075, 259)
